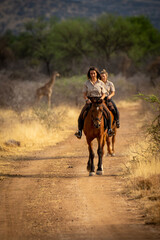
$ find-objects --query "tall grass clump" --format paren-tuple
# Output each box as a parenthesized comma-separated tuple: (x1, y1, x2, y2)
(0, 105, 79, 157)
(124, 94, 160, 225)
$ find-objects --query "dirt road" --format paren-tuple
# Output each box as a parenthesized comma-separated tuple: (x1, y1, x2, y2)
(0, 104, 160, 240)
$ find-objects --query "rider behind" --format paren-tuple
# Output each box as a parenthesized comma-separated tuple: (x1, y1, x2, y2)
(100, 69, 120, 128)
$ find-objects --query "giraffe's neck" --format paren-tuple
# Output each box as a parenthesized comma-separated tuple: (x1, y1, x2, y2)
(47, 76, 55, 87)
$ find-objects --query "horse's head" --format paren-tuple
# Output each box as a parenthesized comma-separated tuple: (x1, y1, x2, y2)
(90, 98, 103, 128)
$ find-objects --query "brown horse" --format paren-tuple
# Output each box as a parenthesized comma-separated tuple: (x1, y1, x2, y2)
(83, 97, 107, 176)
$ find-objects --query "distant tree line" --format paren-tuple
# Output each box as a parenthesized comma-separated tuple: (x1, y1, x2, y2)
(0, 14, 160, 76)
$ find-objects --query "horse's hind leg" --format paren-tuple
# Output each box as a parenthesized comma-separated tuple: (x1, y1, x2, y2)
(106, 137, 113, 156)
(111, 130, 116, 157)
(87, 155, 91, 172)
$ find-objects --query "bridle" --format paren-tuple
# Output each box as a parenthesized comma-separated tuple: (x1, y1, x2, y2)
(91, 104, 103, 128)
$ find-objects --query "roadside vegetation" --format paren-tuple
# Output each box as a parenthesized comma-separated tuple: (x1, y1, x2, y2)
(0, 106, 78, 156)
(124, 94, 160, 224)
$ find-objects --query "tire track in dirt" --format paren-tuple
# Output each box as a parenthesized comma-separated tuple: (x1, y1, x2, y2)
(0, 104, 160, 240)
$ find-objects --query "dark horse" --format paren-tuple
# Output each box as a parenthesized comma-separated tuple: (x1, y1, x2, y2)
(83, 97, 108, 176)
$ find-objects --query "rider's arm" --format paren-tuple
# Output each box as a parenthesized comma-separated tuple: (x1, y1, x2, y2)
(107, 81, 115, 99)
(83, 92, 88, 100)
(107, 91, 115, 100)
(83, 92, 91, 103)
(100, 92, 106, 100)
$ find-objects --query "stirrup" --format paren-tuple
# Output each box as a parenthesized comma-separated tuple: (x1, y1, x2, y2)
(74, 130, 82, 139)
(116, 120, 120, 128)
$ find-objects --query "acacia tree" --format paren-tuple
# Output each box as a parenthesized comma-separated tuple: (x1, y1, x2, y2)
(0, 34, 14, 67)
(90, 14, 133, 61)
(14, 17, 58, 75)
(127, 16, 160, 63)
(51, 18, 93, 74)
(26, 18, 57, 75)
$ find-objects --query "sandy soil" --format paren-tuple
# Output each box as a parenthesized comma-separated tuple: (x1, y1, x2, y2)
(0, 104, 160, 240)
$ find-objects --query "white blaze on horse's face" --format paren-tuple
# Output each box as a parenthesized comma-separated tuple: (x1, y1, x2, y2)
(91, 104, 103, 128)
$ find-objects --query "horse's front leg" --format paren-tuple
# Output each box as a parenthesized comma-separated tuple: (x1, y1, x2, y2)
(87, 141, 95, 176)
(96, 135, 105, 175)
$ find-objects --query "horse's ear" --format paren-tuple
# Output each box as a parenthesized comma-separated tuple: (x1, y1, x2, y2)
(90, 98, 96, 103)
(90, 97, 102, 104)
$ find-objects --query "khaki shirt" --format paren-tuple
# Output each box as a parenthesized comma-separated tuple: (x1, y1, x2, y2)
(83, 79, 106, 97)
(103, 80, 115, 96)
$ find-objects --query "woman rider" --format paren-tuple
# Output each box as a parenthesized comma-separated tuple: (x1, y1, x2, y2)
(75, 66, 113, 139)
(100, 69, 120, 128)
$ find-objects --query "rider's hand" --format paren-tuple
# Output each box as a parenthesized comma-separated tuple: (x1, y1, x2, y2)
(86, 99, 91, 104)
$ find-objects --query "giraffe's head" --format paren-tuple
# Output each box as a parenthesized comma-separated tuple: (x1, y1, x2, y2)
(52, 71, 60, 78)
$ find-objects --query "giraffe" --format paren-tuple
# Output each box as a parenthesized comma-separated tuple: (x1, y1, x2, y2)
(35, 71, 60, 107)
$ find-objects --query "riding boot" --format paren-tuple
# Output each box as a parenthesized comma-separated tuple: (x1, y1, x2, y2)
(106, 115, 114, 137)
(110, 108, 117, 125)
(115, 119, 120, 128)
(106, 98, 120, 128)
(110, 107, 120, 128)
(102, 104, 114, 137)
(75, 103, 91, 139)
(112, 108, 120, 128)
(75, 118, 83, 139)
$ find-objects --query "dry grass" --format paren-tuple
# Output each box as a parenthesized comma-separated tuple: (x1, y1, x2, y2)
(124, 140, 160, 224)
(0, 105, 79, 157)
(117, 99, 141, 108)
(122, 95, 160, 225)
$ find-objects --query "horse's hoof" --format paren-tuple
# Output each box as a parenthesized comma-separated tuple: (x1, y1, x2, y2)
(96, 170, 104, 175)
(111, 153, 115, 157)
(89, 171, 95, 176)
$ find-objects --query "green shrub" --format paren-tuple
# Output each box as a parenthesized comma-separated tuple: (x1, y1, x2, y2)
(138, 93, 160, 150)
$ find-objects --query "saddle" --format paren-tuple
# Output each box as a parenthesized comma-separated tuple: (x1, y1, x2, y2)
(82, 104, 91, 120)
